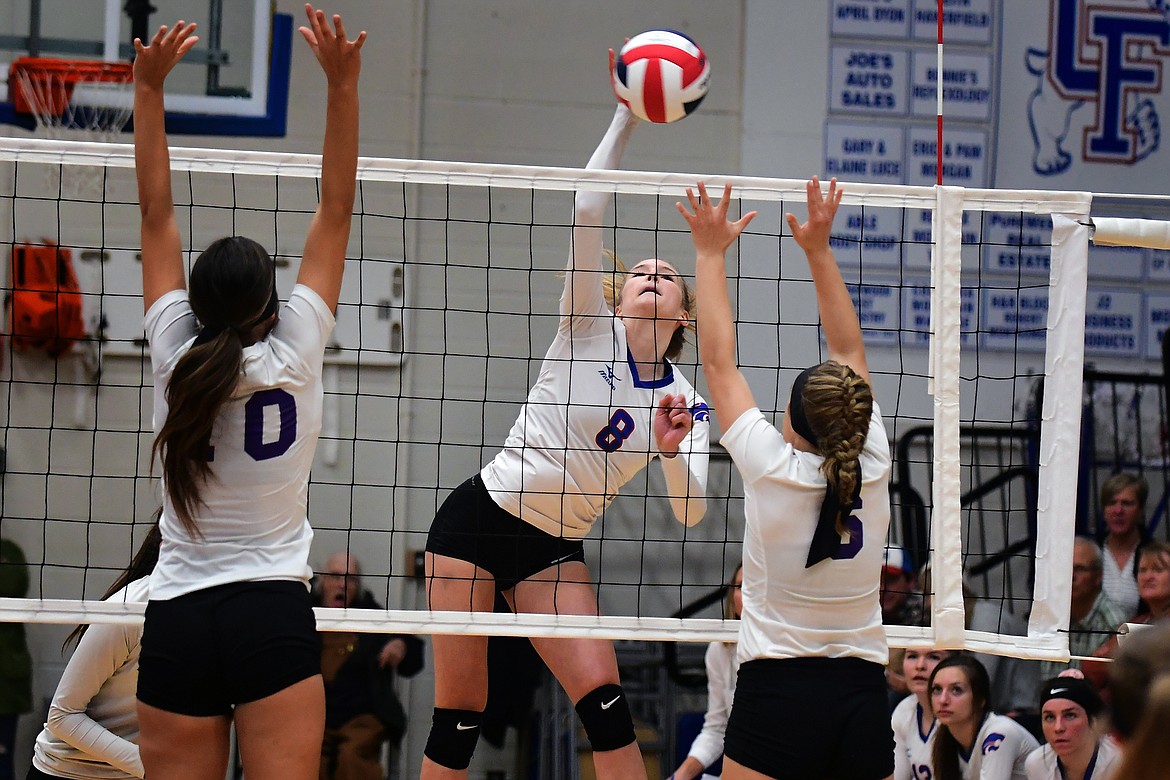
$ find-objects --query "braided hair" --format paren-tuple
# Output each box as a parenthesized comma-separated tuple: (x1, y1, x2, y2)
(800, 360, 874, 535)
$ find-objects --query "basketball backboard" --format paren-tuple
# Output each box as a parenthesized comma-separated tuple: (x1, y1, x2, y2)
(0, 0, 291, 136)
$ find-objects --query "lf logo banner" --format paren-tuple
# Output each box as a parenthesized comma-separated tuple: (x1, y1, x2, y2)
(1026, 0, 1169, 175)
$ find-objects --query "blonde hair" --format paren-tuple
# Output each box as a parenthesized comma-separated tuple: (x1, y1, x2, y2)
(801, 360, 874, 534)
(602, 251, 695, 362)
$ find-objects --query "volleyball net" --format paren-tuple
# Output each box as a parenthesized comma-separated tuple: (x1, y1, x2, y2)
(0, 135, 1140, 661)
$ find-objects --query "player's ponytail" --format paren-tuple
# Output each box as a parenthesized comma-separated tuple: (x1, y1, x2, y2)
(1114, 675, 1170, 780)
(803, 361, 873, 535)
(150, 236, 277, 537)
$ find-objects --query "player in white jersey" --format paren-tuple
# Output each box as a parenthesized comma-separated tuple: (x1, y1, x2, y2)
(29, 523, 159, 780)
(930, 655, 1039, 780)
(683, 174, 894, 780)
(1024, 675, 1120, 780)
(892, 648, 954, 780)
(422, 69, 710, 778)
(668, 565, 743, 780)
(131, 9, 364, 780)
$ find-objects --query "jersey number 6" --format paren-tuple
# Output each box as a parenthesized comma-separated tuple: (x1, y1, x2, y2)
(829, 499, 864, 561)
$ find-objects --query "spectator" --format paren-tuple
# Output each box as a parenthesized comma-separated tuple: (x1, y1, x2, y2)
(667, 564, 742, 780)
(1097, 474, 1150, 618)
(881, 545, 922, 626)
(0, 538, 31, 780)
(1038, 537, 1127, 681)
(315, 551, 423, 780)
(1083, 542, 1170, 693)
(1024, 675, 1121, 780)
(1107, 621, 1170, 780)
(929, 654, 1039, 780)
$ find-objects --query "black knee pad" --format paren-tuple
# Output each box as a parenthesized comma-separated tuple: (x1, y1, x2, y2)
(575, 683, 636, 752)
(423, 707, 482, 770)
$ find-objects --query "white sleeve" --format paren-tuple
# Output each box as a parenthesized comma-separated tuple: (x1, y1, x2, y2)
(45, 623, 145, 778)
(561, 105, 640, 321)
(686, 642, 733, 769)
(660, 395, 709, 526)
(976, 721, 1039, 780)
(891, 703, 912, 780)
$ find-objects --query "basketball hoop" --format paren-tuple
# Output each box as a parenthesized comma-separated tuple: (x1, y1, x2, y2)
(9, 57, 134, 196)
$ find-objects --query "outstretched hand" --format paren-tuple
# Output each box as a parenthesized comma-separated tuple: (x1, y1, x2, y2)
(299, 4, 366, 85)
(133, 22, 199, 90)
(677, 182, 757, 258)
(786, 176, 842, 254)
(654, 393, 693, 457)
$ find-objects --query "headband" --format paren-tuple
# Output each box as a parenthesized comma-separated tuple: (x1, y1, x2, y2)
(1039, 677, 1105, 718)
(788, 365, 820, 448)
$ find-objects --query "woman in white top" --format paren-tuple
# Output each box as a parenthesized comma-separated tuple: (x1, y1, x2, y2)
(29, 524, 160, 780)
(1024, 675, 1120, 780)
(930, 654, 1039, 780)
(131, 9, 364, 780)
(892, 648, 954, 780)
(668, 565, 743, 780)
(422, 79, 710, 777)
(683, 176, 893, 780)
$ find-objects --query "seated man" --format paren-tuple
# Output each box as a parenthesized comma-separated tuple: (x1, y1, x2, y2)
(315, 551, 424, 780)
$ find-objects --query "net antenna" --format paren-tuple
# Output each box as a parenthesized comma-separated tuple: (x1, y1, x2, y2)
(8, 57, 134, 196)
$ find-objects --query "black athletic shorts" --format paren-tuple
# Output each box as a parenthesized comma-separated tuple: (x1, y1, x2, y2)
(725, 656, 894, 780)
(137, 580, 321, 717)
(425, 474, 586, 591)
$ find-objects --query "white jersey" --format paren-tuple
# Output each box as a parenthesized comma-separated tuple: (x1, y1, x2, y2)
(33, 577, 150, 779)
(685, 641, 739, 771)
(719, 402, 892, 666)
(1023, 737, 1121, 780)
(892, 696, 937, 780)
(480, 107, 709, 538)
(957, 713, 1039, 780)
(146, 285, 334, 600)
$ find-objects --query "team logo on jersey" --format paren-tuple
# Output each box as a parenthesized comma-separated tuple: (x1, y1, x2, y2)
(1025, 0, 1168, 175)
(981, 732, 1006, 754)
(598, 364, 620, 391)
(690, 402, 710, 422)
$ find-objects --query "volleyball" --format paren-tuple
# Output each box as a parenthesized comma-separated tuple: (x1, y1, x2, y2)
(612, 30, 710, 124)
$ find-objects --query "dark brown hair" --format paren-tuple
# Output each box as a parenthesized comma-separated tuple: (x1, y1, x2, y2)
(800, 360, 874, 535)
(930, 654, 991, 780)
(150, 236, 275, 536)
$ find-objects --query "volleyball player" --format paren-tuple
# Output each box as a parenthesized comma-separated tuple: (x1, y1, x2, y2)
(28, 522, 159, 780)
(928, 654, 1038, 780)
(681, 177, 894, 780)
(422, 93, 710, 777)
(131, 7, 364, 779)
(892, 648, 954, 780)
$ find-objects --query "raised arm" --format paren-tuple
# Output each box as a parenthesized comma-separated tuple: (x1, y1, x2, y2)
(786, 177, 869, 383)
(678, 183, 757, 430)
(562, 53, 640, 318)
(133, 22, 199, 312)
(295, 4, 365, 312)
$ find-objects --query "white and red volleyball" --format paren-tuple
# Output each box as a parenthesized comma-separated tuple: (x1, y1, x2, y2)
(613, 30, 709, 124)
